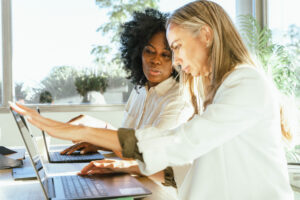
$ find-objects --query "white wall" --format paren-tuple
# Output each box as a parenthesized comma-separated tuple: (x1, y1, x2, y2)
(0, 109, 124, 147)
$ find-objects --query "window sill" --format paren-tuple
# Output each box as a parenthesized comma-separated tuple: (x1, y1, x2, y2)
(0, 104, 125, 113)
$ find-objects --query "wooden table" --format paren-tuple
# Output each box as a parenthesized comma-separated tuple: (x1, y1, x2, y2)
(0, 146, 178, 200)
(3, 146, 300, 200)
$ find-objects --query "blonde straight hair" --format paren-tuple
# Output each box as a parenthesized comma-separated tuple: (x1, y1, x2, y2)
(167, 0, 292, 140)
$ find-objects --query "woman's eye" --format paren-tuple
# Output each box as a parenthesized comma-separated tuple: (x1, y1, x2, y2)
(144, 48, 155, 54)
(162, 53, 171, 59)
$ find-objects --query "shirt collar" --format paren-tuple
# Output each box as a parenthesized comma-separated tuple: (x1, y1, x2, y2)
(145, 77, 177, 96)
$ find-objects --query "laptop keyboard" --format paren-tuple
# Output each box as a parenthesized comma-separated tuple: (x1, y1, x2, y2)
(51, 152, 104, 162)
(61, 175, 108, 199)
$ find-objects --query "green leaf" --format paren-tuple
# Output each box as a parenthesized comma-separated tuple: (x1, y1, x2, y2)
(92, 0, 160, 75)
(238, 14, 297, 96)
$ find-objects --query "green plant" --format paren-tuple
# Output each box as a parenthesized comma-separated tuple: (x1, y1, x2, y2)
(75, 73, 108, 102)
(238, 15, 297, 96)
(91, 0, 159, 73)
(285, 25, 300, 97)
(39, 91, 53, 104)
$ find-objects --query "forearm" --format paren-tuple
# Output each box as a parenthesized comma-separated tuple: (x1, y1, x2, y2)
(80, 127, 122, 152)
(11, 103, 122, 152)
(45, 123, 122, 152)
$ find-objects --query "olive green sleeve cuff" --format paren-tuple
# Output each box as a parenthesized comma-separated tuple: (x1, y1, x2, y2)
(117, 128, 144, 161)
(162, 167, 177, 188)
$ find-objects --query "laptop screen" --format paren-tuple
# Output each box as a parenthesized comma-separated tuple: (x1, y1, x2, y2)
(10, 109, 49, 198)
(13, 111, 38, 158)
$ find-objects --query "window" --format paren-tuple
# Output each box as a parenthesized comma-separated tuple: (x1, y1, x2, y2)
(11, 0, 237, 106)
(268, 1, 300, 162)
(12, 0, 123, 105)
(0, 0, 237, 110)
(268, 0, 300, 99)
(212, 0, 236, 22)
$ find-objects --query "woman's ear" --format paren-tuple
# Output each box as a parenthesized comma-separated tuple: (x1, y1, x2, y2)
(200, 25, 213, 47)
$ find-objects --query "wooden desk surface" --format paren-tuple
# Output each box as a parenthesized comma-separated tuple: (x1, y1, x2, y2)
(3, 147, 300, 200)
(0, 146, 178, 200)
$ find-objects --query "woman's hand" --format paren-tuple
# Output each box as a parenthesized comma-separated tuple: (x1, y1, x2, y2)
(60, 142, 111, 155)
(79, 159, 140, 175)
(10, 102, 85, 141)
(60, 142, 99, 155)
(10, 102, 65, 131)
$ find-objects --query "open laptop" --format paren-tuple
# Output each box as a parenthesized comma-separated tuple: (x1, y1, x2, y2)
(10, 108, 152, 200)
(36, 107, 105, 163)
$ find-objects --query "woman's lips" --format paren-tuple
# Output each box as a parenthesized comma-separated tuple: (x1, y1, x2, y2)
(149, 69, 161, 76)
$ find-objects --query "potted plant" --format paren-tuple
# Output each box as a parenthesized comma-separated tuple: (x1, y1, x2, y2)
(75, 73, 108, 103)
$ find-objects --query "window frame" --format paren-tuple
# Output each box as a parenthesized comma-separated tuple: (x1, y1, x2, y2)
(1, 0, 13, 112)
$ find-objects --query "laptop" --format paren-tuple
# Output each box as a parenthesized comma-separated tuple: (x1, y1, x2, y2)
(36, 107, 105, 163)
(10, 108, 152, 200)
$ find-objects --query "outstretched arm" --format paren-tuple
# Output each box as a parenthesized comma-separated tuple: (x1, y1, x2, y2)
(10, 102, 122, 152)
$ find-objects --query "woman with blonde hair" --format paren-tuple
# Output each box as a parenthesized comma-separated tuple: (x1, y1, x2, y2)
(11, 1, 294, 199)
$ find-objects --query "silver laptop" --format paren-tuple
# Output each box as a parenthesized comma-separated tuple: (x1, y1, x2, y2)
(36, 107, 105, 163)
(11, 108, 152, 200)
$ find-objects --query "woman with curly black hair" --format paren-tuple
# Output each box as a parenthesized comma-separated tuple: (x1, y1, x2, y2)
(120, 8, 178, 88)
(119, 8, 195, 130)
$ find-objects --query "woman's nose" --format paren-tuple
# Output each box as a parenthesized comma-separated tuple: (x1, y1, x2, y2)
(151, 55, 162, 65)
(172, 54, 181, 68)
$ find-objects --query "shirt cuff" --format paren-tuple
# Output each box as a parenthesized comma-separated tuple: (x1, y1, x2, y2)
(117, 128, 144, 161)
(162, 167, 177, 188)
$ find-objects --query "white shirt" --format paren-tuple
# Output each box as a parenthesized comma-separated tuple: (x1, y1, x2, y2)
(136, 65, 294, 200)
(121, 77, 194, 190)
(122, 77, 194, 130)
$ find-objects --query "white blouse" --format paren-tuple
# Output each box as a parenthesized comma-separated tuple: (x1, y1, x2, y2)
(122, 77, 194, 130)
(136, 65, 294, 200)
(121, 77, 195, 190)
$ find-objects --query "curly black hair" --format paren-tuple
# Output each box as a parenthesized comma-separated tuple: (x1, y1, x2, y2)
(120, 8, 177, 88)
